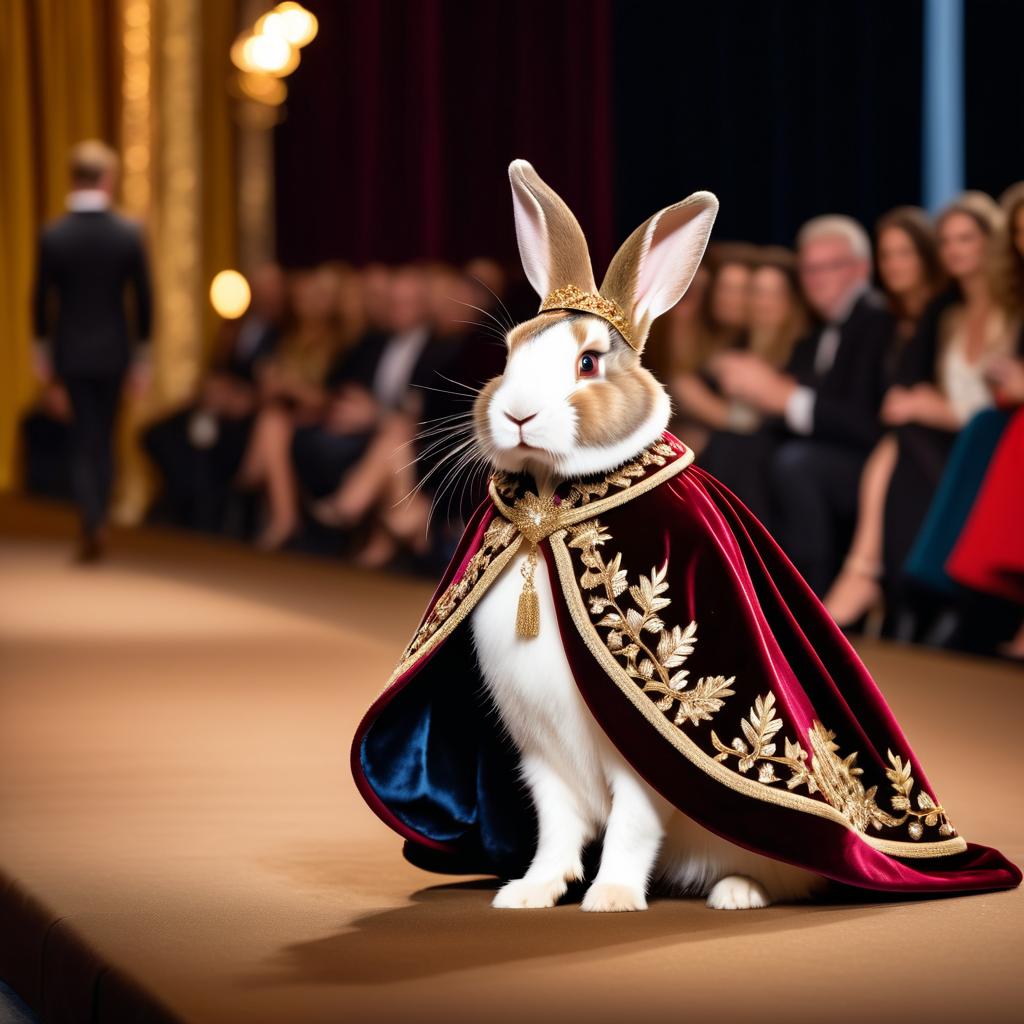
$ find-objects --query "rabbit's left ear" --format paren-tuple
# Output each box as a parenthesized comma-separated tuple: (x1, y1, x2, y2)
(600, 192, 718, 352)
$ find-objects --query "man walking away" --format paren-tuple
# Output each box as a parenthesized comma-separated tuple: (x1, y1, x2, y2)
(33, 140, 153, 562)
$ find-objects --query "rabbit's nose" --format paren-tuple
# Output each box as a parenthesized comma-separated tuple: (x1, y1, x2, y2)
(504, 411, 537, 427)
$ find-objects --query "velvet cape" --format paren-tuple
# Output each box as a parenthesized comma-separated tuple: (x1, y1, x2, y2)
(351, 431, 1021, 896)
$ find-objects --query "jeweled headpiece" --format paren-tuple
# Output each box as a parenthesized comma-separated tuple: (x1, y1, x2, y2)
(539, 285, 636, 349)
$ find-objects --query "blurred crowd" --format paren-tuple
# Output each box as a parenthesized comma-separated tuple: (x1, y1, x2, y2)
(645, 185, 1024, 659)
(22, 186, 1024, 660)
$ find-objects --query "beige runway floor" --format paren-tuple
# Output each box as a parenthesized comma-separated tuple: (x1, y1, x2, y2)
(1, 497, 1022, 1024)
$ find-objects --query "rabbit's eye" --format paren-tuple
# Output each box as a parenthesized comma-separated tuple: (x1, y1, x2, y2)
(577, 351, 601, 379)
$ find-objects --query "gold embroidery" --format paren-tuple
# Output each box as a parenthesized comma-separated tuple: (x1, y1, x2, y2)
(558, 520, 963, 854)
(566, 519, 737, 728)
(400, 517, 517, 663)
(490, 439, 683, 544)
(398, 437, 692, 676)
(710, 702, 957, 842)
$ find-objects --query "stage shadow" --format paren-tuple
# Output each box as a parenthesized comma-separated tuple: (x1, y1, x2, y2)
(246, 876, 908, 989)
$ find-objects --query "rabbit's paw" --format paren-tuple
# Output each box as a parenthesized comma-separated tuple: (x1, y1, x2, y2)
(706, 874, 770, 910)
(492, 876, 567, 909)
(580, 882, 647, 912)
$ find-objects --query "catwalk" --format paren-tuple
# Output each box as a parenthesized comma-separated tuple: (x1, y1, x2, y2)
(1, 497, 1021, 1024)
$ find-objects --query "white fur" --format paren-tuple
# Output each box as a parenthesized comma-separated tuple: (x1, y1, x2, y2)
(470, 551, 829, 911)
(468, 159, 827, 911)
(486, 320, 672, 479)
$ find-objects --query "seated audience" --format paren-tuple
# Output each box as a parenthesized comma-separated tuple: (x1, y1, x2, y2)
(901, 183, 1024, 643)
(821, 208, 944, 625)
(233, 264, 345, 549)
(696, 246, 810, 522)
(667, 243, 755, 453)
(880, 194, 1014, 629)
(143, 262, 285, 530)
(711, 216, 895, 595)
(292, 265, 445, 535)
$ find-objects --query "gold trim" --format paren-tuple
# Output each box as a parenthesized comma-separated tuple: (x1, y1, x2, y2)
(489, 444, 694, 541)
(549, 528, 967, 859)
(379, 532, 524, 697)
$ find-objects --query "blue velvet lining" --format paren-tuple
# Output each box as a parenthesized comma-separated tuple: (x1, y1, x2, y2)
(359, 626, 536, 875)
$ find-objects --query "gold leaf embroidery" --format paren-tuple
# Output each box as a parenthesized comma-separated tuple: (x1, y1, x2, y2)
(566, 517, 737, 733)
(566, 516, 958, 846)
(710, 702, 958, 842)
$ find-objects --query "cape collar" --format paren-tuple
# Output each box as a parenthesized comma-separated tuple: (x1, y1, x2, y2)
(488, 432, 693, 544)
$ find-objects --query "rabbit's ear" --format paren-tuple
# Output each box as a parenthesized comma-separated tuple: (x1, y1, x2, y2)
(600, 192, 718, 352)
(509, 159, 597, 300)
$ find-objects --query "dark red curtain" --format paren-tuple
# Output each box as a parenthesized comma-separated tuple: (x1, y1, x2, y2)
(274, 0, 614, 270)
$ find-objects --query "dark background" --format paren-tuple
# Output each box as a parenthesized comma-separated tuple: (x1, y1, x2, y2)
(274, 0, 1024, 272)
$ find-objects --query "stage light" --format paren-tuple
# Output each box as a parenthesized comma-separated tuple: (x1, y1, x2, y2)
(245, 31, 299, 76)
(210, 270, 251, 319)
(231, 30, 299, 77)
(237, 71, 287, 106)
(258, 3, 318, 48)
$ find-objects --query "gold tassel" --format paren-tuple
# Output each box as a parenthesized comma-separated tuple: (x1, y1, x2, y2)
(516, 545, 540, 638)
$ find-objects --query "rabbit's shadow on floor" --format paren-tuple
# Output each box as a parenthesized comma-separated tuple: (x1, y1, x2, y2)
(250, 875, 926, 988)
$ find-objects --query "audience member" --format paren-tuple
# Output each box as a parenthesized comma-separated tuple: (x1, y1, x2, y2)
(712, 216, 894, 594)
(234, 264, 345, 549)
(697, 247, 810, 521)
(668, 244, 754, 453)
(822, 210, 945, 624)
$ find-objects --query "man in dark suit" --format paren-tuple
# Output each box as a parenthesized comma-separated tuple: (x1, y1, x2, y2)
(33, 140, 153, 561)
(715, 216, 894, 595)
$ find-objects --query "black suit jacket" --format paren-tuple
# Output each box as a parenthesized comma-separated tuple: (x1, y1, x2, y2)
(326, 329, 452, 410)
(784, 290, 894, 450)
(34, 209, 153, 378)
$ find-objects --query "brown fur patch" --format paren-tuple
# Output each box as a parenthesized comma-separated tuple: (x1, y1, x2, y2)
(570, 343, 665, 448)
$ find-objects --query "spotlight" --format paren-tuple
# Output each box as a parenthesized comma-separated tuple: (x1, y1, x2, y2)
(258, 3, 318, 48)
(231, 30, 299, 77)
(210, 270, 251, 319)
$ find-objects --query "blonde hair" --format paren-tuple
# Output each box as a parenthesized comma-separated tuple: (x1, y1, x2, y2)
(70, 139, 119, 187)
(797, 214, 872, 267)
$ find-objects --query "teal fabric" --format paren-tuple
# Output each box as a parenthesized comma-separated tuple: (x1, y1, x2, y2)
(904, 408, 1010, 595)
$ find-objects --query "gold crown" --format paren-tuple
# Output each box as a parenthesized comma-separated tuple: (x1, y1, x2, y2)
(539, 285, 635, 349)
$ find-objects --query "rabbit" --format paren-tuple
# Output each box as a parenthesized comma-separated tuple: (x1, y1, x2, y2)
(465, 160, 830, 912)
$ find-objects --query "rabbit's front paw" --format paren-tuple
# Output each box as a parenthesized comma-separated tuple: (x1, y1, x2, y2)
(492, 876, 567, 909)
(580, 881, 647, 912)
(706, 874, 770, 910)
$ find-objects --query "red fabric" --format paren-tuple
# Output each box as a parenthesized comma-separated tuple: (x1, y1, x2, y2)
(352, 431, 1022, 896)
(946, 409, 1024, 604)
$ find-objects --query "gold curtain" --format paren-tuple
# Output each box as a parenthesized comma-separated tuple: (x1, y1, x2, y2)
(0, 0, 239, 508)
(0, 0, 119, 490)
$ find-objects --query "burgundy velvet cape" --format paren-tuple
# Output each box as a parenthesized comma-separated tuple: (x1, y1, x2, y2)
(351, 431, 1021, 896)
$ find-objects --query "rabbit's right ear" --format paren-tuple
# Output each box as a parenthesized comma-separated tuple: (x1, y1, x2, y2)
(509, 159, 597, 300)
